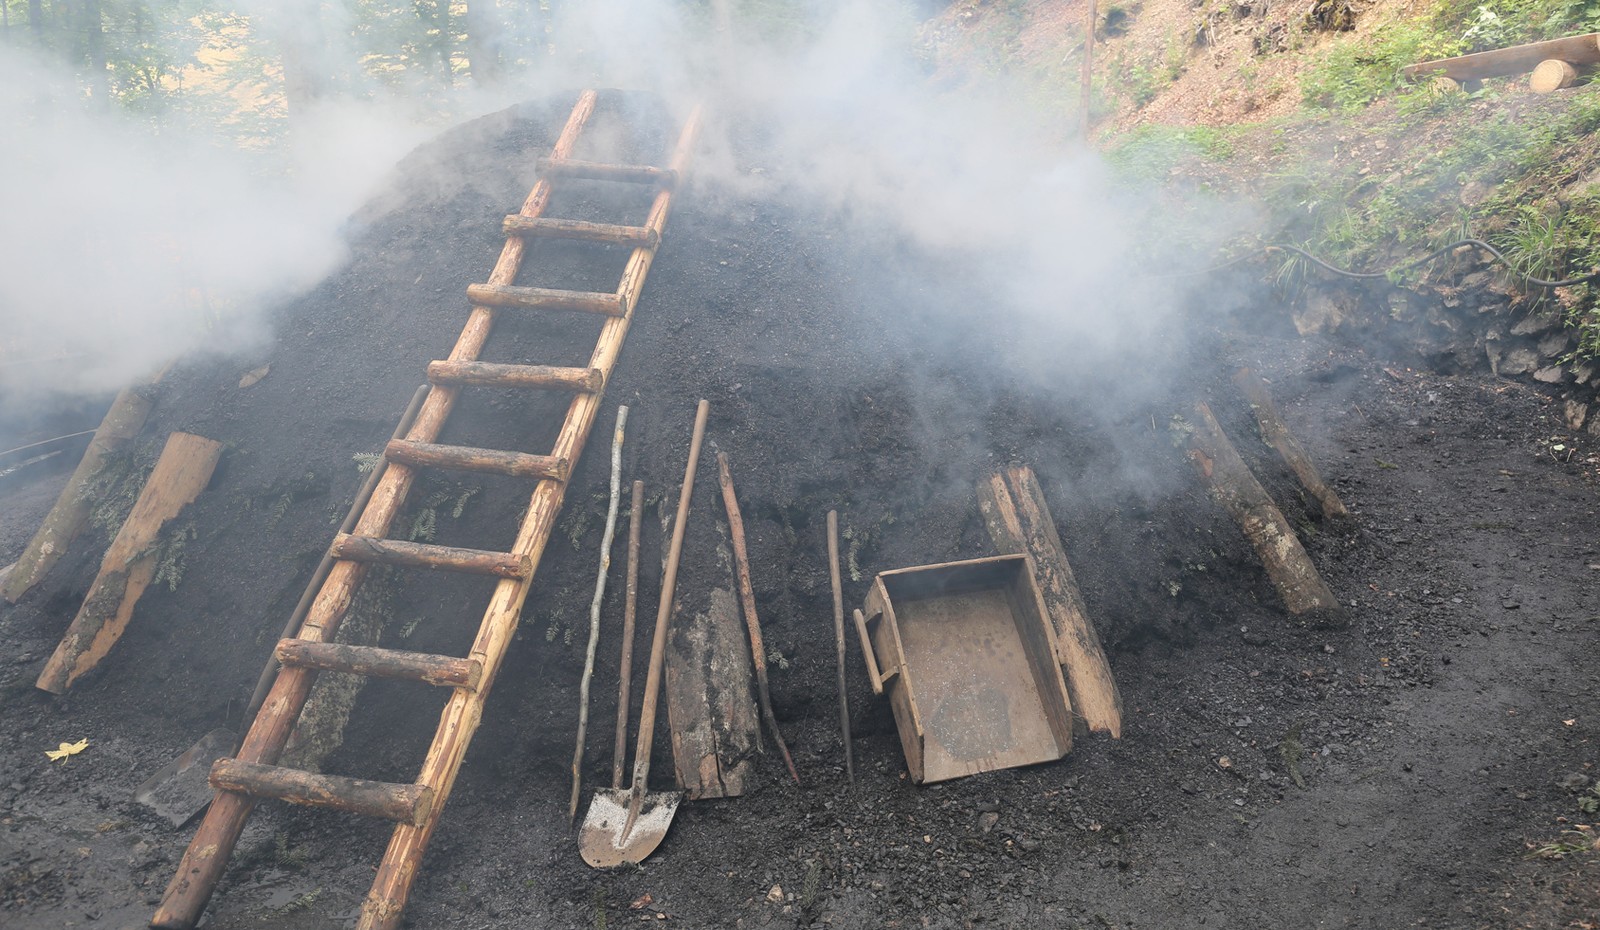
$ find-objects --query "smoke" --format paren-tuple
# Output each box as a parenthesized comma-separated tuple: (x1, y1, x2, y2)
(0, 0, 1247, 426)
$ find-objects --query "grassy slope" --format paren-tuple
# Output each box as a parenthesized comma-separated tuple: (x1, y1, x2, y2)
(923, 0, 1600, 360)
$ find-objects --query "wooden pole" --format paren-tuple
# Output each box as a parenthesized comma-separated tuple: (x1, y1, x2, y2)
(827, 510, 853, 784)
(209, 760, 432, 827)
(37, 432, 222, 693)
(611, 480, 645, 790)
(717, 452, 799, 785)
(2, 384, 153, 603)
(977, 466, 1123, 737)
(571, 405, 628, 823)
(1080, 0, 1097, 141)
(1231, 369, 1348, 520)
(1184, 403, 1341, 619)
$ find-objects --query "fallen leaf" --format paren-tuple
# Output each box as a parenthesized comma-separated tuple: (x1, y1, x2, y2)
(45, 739, 89, 762)
(1566, 720, 1578, 727)
(630, 894, 653, 910)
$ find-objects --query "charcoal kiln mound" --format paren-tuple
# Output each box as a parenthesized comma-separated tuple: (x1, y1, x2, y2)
(4, 91, 1600, 929)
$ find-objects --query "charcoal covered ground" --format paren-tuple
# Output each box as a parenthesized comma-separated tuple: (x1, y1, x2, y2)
(4, 92, 1600, 929)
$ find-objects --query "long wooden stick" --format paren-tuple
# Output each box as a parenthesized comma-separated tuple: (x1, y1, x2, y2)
(1231, 368, 1348, 520)
(717, 452, 799, 785)
(827, 510, 853, 784)
(570, 405, 628, 823)
(612, 480, 644, 790)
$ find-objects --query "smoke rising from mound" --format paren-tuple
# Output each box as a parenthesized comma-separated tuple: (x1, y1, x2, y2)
(1, 1, 1245, 422)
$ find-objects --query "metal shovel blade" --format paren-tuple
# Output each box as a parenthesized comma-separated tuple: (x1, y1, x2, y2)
(578, 788, 680, 868)
(133, 728, 235, 827)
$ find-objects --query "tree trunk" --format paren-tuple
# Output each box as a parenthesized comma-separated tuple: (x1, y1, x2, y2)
(462, 1, 501, 86)
(81, 0, 110, 109)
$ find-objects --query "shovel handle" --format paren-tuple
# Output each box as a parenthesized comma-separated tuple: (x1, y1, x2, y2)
(630, 400, 709, 797)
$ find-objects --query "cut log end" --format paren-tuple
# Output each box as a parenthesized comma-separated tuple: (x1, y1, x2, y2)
(1530, 58, 1581, 93)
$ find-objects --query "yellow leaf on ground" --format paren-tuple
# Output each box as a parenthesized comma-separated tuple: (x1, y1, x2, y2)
(45, 739, 89, 762)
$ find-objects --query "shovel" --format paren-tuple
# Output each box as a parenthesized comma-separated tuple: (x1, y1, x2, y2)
(134, 385, 431, 827)
(579, 399, 707, 868)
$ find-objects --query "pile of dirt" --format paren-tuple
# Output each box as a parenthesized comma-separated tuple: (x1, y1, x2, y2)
(3, 91, 1600, 930)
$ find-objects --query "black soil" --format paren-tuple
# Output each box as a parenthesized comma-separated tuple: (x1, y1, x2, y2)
(4, 92, 1600, 930)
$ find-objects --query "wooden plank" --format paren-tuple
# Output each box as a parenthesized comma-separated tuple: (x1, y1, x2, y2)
(36, 432, 222, 694)
(274, 640, 481, 690)
(209, 760, 432, 827)
(152, 89, 603, 930)
(329, 534, 531, 578)
(1184, 403, 1341, 618)
(502, 215, 659, 247)
(465, 283, 625, 316)
(426, 360, 602, 392)
(1403, 32, 1600, 81)
(977, 467, 1123, 738)
(2, 385, 153, 603)
(1231, 368, 1348, 519)
(383, 440, 568, 481)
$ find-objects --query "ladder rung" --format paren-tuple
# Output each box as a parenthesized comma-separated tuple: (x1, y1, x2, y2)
(274, 638, 483, 690)
(209, 759, 433, 827)
(385, 439, 569, 481)
(427, 360, 602, 393)
(502, 215, 660, 248)
(536, 157, 677, 186)
(328, 533, 531, 578)
(466, 283, 625, 316)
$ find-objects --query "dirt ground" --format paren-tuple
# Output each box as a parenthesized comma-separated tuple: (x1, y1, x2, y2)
(4, 93, 1600, 930)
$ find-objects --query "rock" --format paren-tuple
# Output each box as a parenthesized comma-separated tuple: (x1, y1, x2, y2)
(1511, 312, 1560, 336)
(976, 799, 1000, 813)
(767, 884, 784, 904)
(1559, 772, 1589, 791)
(1539, 332, 1571, 358)
(1589, 416, 1600, 438)
(977, 812, 1000, 833)
(1534, 365, 1567, 384)
(1566, 400, 1589, 431)
(1498, 348, 1540, 376)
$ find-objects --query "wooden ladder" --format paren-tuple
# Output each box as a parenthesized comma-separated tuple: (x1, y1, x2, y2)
(153, 91, 703, 930)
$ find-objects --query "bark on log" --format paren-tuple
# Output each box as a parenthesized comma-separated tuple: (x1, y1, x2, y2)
(328, 534, 531, 578)
(1403, 33, 1600, 81)
(1184, 403, 1341, 619)
(536, 158, 677, 186)
(209, 759, 432, 827)
(465, 283, 626, 317)
(2, 385, 153, 603)
(501, 215, 659, 248)
(274, 640, 480, 690)
(1530, 58, 1583, 93)
(1231, 368, 1349, 519)
(425, 360, 601, 392)
(383, 440, 567, 481)
(36, 432, 222, 693)
(978, 466, 1123, 738)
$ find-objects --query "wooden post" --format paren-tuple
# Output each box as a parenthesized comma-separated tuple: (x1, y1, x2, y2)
(2, 385, 153, 603)
(1080, 0, 1097, 141)
(36, 432, 222, 693)
(827, 510, 853, 784)
(977, 466, 1123, 737)
(1184, 403, 1341, 619)
(717, 452, 799, 784)
(1231, 368, 1349, 519)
